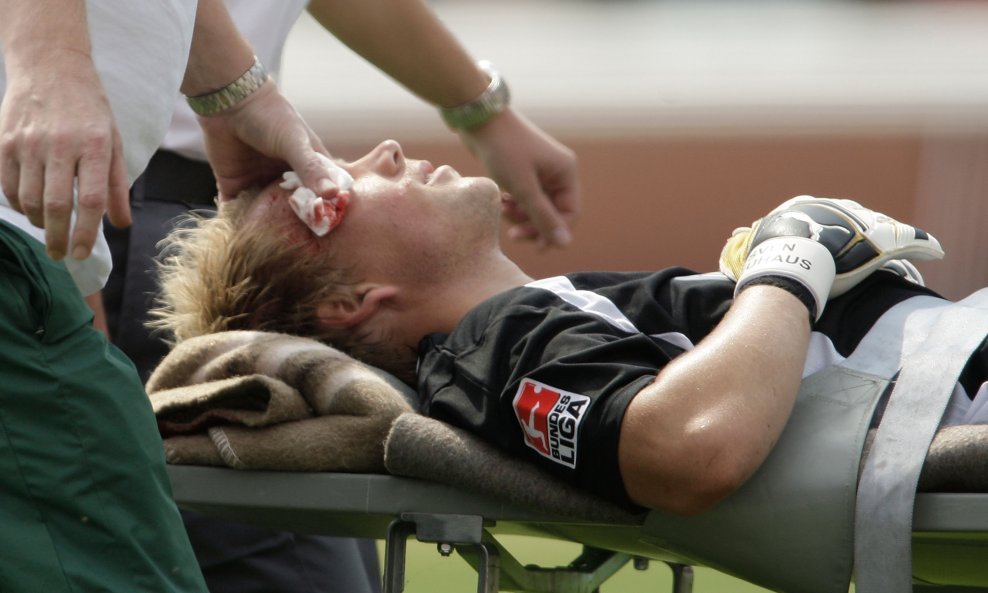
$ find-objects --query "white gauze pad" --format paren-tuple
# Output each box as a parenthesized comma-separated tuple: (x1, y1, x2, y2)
(280, 154, 354, 237)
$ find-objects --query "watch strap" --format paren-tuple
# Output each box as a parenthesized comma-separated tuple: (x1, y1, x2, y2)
(439, 61, 511, 130)
(186, 57, 269, 117)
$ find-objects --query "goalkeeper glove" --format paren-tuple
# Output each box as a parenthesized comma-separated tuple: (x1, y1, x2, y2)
(720, 195, 944, 320)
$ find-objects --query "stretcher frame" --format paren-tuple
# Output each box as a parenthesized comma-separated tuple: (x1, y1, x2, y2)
(167, 466, 988, 593)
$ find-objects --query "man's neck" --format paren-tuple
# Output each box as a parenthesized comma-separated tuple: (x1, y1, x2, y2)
(398, 253, 533, 347)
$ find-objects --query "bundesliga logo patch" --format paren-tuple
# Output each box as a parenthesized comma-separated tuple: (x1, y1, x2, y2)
(511, 378, 590, 469)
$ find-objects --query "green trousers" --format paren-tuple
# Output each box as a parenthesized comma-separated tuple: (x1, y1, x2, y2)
(0, 221, 207, 593)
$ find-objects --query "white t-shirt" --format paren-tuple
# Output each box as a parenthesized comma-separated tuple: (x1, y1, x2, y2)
(0, 0, 196, 295)
(162, 0, 309, 161)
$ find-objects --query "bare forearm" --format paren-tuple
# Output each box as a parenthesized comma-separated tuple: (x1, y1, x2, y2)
(182, 0, 334, 204)
(181, 0, 256, 96)
(306, 0, 488, 108)
(619, 285, 811, 514)
(0, 0, 90, 73)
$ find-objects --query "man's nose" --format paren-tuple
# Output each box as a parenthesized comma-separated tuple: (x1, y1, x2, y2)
(354, 139, 403, 177)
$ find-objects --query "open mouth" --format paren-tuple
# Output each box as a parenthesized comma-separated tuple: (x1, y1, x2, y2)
(421, 161, 435, 183)
(427, 165, 460, 185)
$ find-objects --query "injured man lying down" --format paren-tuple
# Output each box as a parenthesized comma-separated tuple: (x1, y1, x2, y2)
(149, 139, 988, 516)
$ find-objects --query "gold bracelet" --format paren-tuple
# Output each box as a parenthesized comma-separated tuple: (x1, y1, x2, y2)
(186, 57, 269, 116)
(439, 61, 511, 130)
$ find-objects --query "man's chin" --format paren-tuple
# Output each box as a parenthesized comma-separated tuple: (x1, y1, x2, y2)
(445, 177, 502, 230)
(465, 176, 501, 200)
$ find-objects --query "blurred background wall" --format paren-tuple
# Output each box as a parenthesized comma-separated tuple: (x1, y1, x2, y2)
(281, 0, 988, 300)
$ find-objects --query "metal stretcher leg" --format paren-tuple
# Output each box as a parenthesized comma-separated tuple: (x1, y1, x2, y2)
(382, 511, 695, 593)
(383, 519, 413, 593)
(384, 513, 488, 593)
(664, 562, 694, 593)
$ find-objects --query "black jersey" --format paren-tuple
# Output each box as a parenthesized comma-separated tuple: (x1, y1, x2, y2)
(417, 268, 939, 508)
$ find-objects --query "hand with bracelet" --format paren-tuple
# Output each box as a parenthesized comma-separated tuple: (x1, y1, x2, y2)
(183, 0, 340, 204)
(440, 62, 579, 248)
(458, 106, 580, 249)
(187, 57, 337, 203)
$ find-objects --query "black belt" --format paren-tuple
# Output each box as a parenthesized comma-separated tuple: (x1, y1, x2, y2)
(133, 149, 217, 207)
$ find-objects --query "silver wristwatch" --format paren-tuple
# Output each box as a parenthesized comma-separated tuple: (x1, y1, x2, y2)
(186, 57, 269, 117)
(439, 61, 511, 130)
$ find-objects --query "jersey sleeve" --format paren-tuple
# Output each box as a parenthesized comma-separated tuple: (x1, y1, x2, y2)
(418, 283, 687, 509)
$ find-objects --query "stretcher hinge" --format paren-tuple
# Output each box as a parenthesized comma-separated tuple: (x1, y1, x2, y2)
(459, 537, 694, 593)
(382, 511, 693, 593)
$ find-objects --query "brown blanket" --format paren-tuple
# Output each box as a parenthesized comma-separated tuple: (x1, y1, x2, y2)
(147, 330, 643, 522)
(146, 331, 414, 472)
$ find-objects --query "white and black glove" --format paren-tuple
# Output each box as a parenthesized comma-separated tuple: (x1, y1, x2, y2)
(719, 195, 944, 320)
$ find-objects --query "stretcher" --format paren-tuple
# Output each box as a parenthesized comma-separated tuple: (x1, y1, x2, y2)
(164, 291, 988, 593)
(167, 466, 988, 593)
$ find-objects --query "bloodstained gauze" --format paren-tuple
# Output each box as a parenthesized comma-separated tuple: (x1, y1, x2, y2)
(280, 168, 352, 238)
(287, 187, 349, 237)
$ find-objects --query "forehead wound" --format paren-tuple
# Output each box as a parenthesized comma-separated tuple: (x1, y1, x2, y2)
(280, 155, 354, 237)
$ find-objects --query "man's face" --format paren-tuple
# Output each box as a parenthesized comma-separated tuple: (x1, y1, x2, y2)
(245, 140, 502, 284)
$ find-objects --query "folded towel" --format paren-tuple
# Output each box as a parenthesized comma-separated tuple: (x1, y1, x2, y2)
(146, 330, 414, 472)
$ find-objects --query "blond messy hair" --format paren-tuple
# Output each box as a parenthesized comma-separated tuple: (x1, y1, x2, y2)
(150, 193, 414, 382)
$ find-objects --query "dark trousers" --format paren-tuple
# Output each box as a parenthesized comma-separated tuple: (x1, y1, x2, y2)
(103, 149, 382, 593)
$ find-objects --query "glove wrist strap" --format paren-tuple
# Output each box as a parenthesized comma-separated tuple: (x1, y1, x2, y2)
(735, 236, 836, 321)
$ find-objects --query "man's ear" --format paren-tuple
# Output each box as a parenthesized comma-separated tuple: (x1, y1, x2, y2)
(315, 284, 398, 329)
